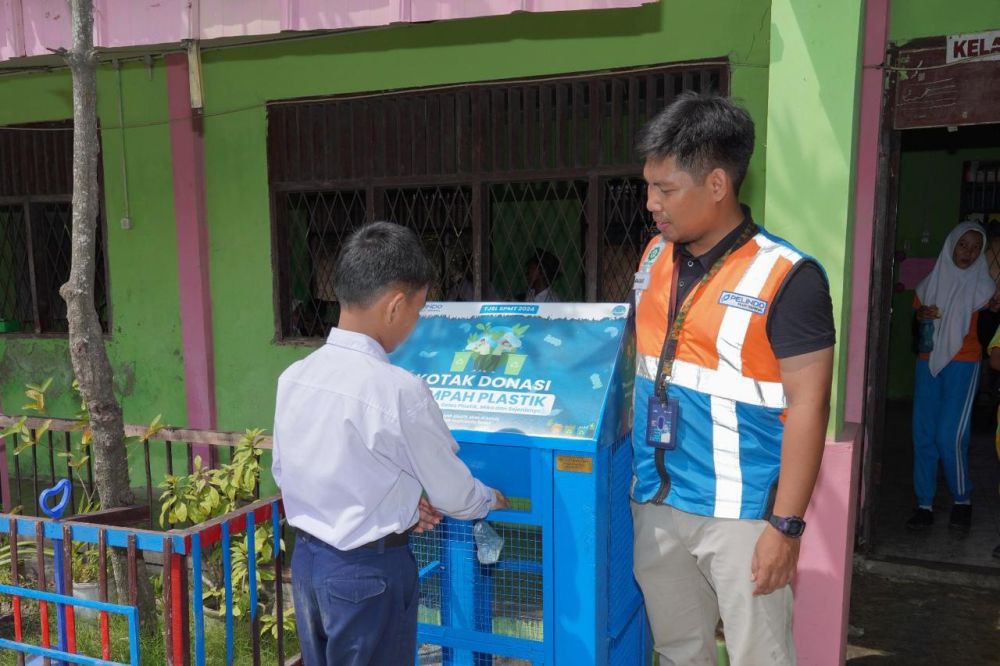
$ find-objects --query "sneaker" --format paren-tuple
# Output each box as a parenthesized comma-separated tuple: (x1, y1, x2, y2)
(993, 543, 1000, 559)
(905, 508, 934, 531)
(948, 504, 971, 534)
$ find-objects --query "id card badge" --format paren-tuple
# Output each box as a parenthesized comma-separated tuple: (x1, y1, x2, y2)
(646, 395, 679, 450)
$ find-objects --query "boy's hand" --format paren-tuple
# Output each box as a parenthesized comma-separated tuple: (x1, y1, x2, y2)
(413, 496, 443, 533)
(493, 489, 510, 510)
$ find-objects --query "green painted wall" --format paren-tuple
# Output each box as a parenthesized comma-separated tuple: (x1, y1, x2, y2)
(886, 141, 1000, 399)
(0, 70, 78, 420)
(890, 0, 1000, 44)
(198, 0, 774, 432)
(95, 61, 188, 480)
(0, 63, 184, 424)
(1, 0, 772, 490)
(97, 62, 187, 429)
(0, 62, 185, 484)
(764, 0, 865, 434)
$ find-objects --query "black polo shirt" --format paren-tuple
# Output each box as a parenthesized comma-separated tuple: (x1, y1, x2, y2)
(673, 209, 836, 359)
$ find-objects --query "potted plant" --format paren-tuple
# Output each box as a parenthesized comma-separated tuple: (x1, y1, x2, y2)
(69, 540, 101, 622)
(158, 429, 291, 638)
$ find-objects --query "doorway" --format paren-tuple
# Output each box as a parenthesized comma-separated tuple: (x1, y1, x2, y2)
(862, 121, 1000, 572)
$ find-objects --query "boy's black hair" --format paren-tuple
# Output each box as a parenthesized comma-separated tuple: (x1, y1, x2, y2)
(635, 92, 755, 194)
(333, 221, 434, 307)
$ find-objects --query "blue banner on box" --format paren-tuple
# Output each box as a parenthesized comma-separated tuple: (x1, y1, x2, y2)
(390, 302, 631, 440)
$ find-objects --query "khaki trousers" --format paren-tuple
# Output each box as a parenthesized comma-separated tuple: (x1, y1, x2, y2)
(632, 502, 795, 666)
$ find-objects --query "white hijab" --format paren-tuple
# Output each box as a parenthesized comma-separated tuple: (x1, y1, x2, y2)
(915, 221, 995, 376)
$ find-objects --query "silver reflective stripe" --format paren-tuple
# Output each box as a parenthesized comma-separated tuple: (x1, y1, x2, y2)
(671, 360, 786, 409)
(635, 353, 786, 408)
(636, 352, 659, 381)
(716, 236, 794, 374)
(635, 234, 799, 407)
(711, 394, 743, 518)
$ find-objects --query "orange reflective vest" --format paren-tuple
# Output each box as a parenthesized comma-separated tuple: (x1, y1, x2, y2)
(631, 229, 813, 519)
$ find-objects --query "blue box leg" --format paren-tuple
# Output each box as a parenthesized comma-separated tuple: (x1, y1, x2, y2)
(442, 518, 476, 666)
(474, 565, 494, 665)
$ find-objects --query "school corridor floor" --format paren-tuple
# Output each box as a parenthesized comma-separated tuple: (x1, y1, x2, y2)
(868, 399, 1000, 572)
(846, 398, 1000, 664)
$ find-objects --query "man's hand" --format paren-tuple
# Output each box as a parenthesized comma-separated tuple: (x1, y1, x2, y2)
(493, 489, 510, 510)
(413, 496, 443, 534)
(750, 525, 801, 595)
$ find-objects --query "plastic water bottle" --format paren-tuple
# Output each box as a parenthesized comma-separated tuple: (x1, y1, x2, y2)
(473, 520, 504, 565)
(917, 319, 935, 353)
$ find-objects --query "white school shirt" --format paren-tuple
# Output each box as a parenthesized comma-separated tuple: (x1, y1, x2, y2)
(272, 327, 496, 551)
(526, 287, 561, 303)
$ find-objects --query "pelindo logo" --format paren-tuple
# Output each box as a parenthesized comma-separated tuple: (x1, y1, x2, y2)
(718, 291, 768, 315)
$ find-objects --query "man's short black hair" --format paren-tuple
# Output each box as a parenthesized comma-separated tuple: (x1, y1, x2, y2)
(333, 221, 434, 307)
(635, 92, 755, 194)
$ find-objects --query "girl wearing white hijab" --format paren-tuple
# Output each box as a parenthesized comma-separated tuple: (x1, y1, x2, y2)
(907, 221, 996, 533)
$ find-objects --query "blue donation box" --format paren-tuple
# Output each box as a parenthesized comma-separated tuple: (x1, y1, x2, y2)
(390, 302, 648, 666)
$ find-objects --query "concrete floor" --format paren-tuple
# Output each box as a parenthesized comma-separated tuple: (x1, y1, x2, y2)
(847, 395, 1000, 663)
(866, 397, 1000, 571)
(847, 567, 999, 665)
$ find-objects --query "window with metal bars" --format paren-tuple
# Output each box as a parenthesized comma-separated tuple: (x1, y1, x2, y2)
(0, 122, 110, 334)
(267, 60, 729, 340)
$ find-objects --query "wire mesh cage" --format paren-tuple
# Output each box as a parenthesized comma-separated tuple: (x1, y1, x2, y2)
(418, 644, 534, 666)
(413, 518, 544, 643)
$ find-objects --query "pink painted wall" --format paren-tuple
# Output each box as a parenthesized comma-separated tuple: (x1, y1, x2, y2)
(166, 53, 218, 460)
(793, 427, 862, 665)
(799, 4, 889, 661)
(844, 0, 890, 425)
(898, 257, 935, 291)
(0, 0, 652, 61)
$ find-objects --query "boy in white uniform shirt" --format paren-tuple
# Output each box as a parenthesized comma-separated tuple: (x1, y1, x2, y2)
(272, 222, 508, 665)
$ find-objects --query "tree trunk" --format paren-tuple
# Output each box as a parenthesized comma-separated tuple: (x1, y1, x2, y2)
(62, 0, 157, 633)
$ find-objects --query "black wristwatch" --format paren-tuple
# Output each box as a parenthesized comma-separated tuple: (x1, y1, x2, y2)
(768, 514, 806, 539)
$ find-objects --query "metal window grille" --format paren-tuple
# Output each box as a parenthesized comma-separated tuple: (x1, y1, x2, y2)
(272, 189, 367, 338)
(488, 180, 588, 302)
(0, 200, 110, 334)
(961, 160, 1000, 284)
(0, 122, 110, 334)
(381, 186, 475, 301)
(602, 178, 651, 302)
(268, 60, 729, 339)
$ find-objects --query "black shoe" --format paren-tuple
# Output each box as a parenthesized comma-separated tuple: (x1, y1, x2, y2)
(905, 508, 934, 531)
(993, 543, 1000, 559)
(948, 504, 971, 533)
